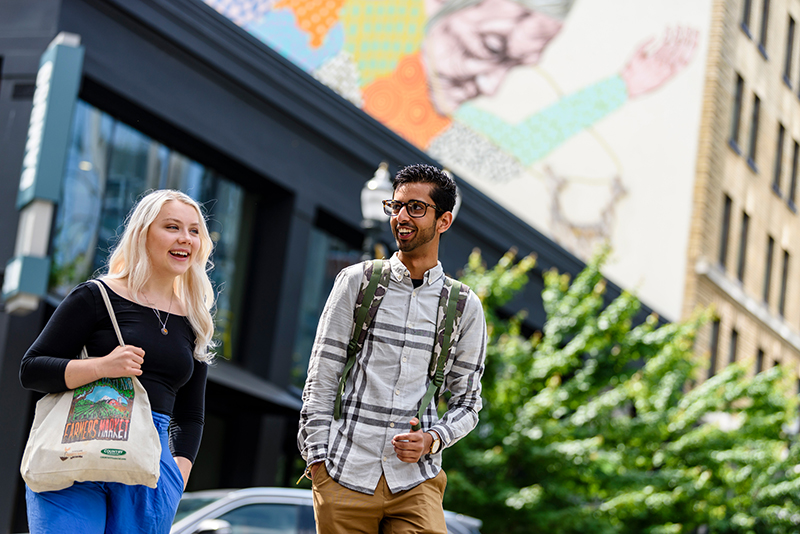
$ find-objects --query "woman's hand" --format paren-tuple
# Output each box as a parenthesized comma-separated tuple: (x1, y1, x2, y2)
(64, 345, 145, 389)
(95, 345, 145, 378)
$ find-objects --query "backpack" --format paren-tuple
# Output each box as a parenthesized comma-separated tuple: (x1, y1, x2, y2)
(333, 259, 470, 431)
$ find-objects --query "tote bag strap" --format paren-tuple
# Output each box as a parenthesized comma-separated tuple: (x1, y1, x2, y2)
(88, 279, 126, 348)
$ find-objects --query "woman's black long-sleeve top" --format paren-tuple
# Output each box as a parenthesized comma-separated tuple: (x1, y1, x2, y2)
(19, 280, 207, 463)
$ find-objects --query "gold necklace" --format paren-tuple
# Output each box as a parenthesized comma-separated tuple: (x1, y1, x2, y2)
(145, 292, 174, 336)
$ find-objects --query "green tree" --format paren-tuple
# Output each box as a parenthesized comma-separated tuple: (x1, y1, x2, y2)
(444, 249, 800, 534)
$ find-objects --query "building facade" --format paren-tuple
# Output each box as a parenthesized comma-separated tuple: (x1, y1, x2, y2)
(685, 0, 800, 382)
(201, 0, 716, 325)
(199, 0, 800, 386)
(0, 0, 656, 531)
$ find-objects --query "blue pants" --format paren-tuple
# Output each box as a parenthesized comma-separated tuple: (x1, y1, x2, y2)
(26, 412, 185, 534)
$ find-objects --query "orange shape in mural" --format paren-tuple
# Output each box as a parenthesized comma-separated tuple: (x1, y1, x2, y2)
(274, 0, 345, 48)
(362, 53, 452, 150)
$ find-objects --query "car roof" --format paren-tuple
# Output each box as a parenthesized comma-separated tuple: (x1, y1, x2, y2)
(182, 487, 314, 502)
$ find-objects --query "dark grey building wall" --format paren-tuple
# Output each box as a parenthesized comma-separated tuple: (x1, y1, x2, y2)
(0, 2, 69, 532)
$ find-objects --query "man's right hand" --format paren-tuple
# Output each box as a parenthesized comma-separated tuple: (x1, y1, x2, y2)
(310, 462, 322, 480)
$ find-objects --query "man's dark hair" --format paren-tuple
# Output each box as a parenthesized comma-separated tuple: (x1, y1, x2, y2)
(393, 164, 457, 217)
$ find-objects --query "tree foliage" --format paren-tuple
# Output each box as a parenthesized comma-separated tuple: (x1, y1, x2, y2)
(444, 249, 800, 534)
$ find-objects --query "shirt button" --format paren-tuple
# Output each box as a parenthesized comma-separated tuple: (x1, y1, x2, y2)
(402, 357, 407, 363)
(395, 389, 400, 395)
(383, 456, 387, 462)
(389, 422, 395, 428)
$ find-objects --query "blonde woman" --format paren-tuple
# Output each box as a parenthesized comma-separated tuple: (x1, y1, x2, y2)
(20, 189, 215, 534)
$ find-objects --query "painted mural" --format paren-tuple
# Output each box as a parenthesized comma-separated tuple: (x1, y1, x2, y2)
(202, 0, 713, 320)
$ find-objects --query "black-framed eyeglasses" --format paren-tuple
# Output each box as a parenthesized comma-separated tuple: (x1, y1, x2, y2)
(382, 199, 441, 218)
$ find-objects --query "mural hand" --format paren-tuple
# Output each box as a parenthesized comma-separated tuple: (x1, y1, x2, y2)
(621, 26, 699, 98)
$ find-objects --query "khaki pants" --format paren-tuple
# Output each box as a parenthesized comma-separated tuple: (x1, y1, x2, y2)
(312, 464, 448, 534)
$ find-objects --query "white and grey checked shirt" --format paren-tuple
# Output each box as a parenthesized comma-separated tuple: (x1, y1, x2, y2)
(298, 253, 487, 495)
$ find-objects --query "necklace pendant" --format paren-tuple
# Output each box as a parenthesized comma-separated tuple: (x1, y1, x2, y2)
(161, 327, 168, 335)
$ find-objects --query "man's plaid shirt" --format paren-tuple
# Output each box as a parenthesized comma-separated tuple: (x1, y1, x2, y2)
(298, 254, 487, 495)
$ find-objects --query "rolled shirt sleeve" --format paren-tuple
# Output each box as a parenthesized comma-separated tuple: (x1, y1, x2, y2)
(297, 266, 359, 464)
(429, 290, 487, 448)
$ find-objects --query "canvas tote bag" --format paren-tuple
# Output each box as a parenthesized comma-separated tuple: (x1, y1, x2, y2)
(20, 280, 161, 493)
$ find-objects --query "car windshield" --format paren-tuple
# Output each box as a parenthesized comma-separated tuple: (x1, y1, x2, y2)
(173, 497, 219, 523)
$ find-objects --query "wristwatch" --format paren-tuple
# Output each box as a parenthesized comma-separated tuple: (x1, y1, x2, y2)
(428, 431, 441, 454)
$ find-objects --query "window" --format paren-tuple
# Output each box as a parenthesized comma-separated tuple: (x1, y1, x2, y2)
(719, 195, 733, 268)
(729, 74, 745, 152)
(290, 226, 362, 390)
(50, 100, 252, 360)
(789, 141, 799, 210)
(756, 348, 765, 373)
(708, 319, 721, 378)
(737, 212, 750, 282)
(764, 235, 775, 303)
(742, 0, 753, 36)
(785, 17, 796, 86)
(780, 250, 790, 316)
(747, 95, 760, 171)
(216, 503, 316, 534)
(729, 329, 739, 364)
(773, 124, 785, 195)
(758, 0, 770, 57)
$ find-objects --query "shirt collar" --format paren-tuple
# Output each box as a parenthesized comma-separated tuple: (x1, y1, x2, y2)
(388, 253, 444, 286)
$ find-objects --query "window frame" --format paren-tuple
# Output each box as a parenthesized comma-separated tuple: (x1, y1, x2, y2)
(773, 123, 785, 196)
(779, 249, 790, 316)
(729, 74, 745, 153)
(719, 194, 733, 268)
(785, 16, 795, 86)
(737, 212, 750, 282)
(708, 319, 721, 378)
(789, 140, 799, 211)
(747, 95, 761, 172)
(758, 0, 770, 57)
(729, 329, 739, 364)
(742, 0, 753, 37)
(764, 235, 775, 303)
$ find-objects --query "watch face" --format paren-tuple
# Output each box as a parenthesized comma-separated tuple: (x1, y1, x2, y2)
(431, 439, 441, 454)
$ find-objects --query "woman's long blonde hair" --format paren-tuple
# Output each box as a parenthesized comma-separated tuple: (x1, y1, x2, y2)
(104, 190, 216, 362)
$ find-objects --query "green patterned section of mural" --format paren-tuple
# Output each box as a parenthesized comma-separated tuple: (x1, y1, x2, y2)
(340, 0, 426, 86)
(456, 75, 629, 166)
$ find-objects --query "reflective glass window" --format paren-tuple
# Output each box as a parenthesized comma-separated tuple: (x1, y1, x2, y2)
(290, 227, 361, 390)
(217, 503, 301, 534)
(50, 100, 250, 359)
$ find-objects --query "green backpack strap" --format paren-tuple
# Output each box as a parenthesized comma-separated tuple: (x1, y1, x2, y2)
(334, 259, 390, 420)
(411, 278, 464, 431)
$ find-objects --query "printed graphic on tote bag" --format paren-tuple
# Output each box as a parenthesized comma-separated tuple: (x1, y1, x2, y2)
(62, 378, 135, 443)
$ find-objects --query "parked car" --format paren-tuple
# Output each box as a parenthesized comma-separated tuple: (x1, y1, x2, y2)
(170, 487, 482, 534)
